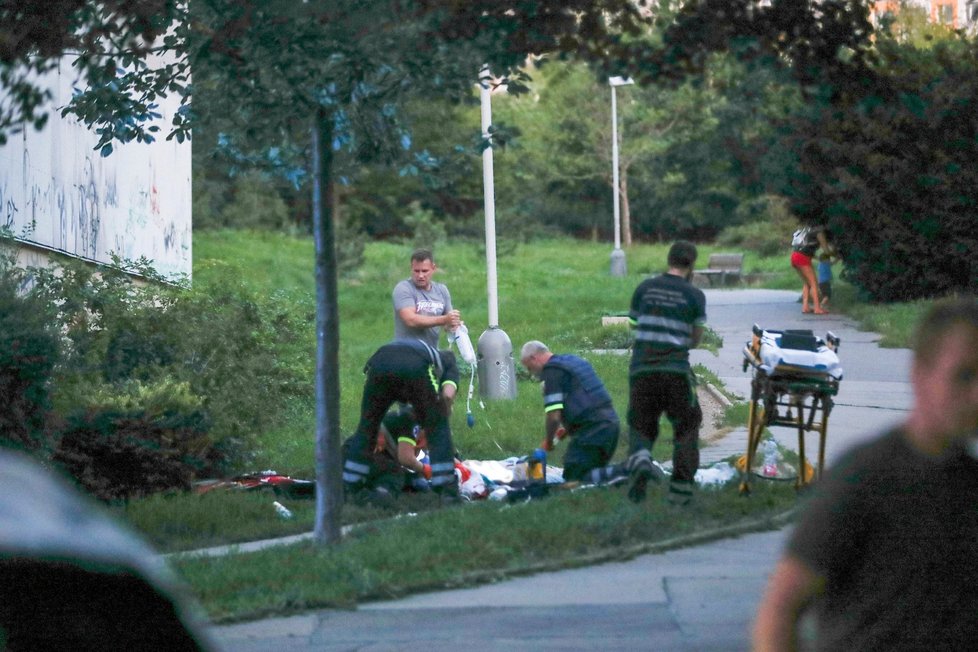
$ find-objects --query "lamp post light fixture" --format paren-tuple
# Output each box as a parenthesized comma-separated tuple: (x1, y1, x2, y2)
(609, 75, 633, 277)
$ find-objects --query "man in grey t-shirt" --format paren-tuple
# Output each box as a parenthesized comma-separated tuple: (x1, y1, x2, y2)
(392, 248, 460, 348)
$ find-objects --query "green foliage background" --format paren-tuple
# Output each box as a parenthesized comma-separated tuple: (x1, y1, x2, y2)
(785, 31, 978, 301)
(189, 13, 978, 303)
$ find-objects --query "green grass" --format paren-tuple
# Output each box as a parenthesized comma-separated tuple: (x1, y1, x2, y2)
(171, 479, 796, 623)
(189, 234, 715, 474)
(121, 231, 931, 621)
(827, 280, 927, 348)
(125, 236, 776, 552)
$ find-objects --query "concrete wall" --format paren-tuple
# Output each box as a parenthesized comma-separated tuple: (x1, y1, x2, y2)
(0, 56, 191, 281)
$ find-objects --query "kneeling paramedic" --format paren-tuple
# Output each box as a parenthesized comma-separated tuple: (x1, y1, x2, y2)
(342, 404, 432, 497)
(348, 339, 460, 497)
(520, 340, 624, 485)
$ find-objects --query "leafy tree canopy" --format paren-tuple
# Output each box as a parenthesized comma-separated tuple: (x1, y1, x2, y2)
(784, 28, 978, 301)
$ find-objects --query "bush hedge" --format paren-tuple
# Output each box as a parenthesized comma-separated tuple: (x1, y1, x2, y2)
(53, 407, 212, 501)
(0, 248, 306, 500)
(0, 250, 60, 451)
(785, 35, 978, 301)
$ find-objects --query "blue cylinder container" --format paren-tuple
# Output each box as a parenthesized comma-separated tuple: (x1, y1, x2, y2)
(528, 448, 548, 497)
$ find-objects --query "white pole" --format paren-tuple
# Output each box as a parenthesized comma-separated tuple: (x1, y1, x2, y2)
(611, 84, 622, 251)
(480, 66, 499, 328)
(608, 76, 632, 277)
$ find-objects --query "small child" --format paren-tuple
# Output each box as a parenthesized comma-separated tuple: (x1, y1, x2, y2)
(817, 253, 834, 309)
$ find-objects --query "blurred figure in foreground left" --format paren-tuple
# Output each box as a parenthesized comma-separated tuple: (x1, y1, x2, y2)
(0, 449, 215, 650)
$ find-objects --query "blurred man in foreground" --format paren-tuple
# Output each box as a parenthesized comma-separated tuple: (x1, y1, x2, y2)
(753, 297, 978, 651)
(0, 450, 214, 650)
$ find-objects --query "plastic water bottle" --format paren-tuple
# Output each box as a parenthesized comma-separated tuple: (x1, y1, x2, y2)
(761, 440, 779, 478)
(273, 501, 294, 519)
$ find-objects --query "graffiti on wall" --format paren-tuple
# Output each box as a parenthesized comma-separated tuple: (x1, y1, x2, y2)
(0, 58, 191, 281)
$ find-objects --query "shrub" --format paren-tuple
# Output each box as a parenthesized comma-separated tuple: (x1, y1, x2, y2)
(403, 201, 447, 249)
(784, 36, 978, 301)
(219, 171, 291, 230)
(190, 168, 230, 230)
(716, 195, 797, 258)
(53, 405, 213, 501)
(30, 256, 306, 475)
(334, 211, 367, 278)
(0, 246, 60, 451)
(159, 284, 308, 469)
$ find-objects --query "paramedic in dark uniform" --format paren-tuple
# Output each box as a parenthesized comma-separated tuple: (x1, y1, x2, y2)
(520, 341, 624, 485)
(626, 240, 706, 505)
(348, 339, 460, 497)
(342, 404, 431, 497)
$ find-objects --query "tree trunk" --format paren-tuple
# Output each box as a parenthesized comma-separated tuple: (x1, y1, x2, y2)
(620, 168, 633, 247)
(312, 107, 342, 545)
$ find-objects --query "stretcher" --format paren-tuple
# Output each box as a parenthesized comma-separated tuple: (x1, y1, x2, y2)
(739, 324, 842, 494)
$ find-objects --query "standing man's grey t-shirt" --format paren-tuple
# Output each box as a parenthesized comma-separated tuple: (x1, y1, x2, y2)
(392, 279, 453, 348)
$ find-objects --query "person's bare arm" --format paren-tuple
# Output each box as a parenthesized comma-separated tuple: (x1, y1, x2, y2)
(397, 441, 425, 473)
(540, 410, 565, 451)
(440, 382, 457, 414)
(816, 229, 830, 250)
(691, 324, 704, 348)
(397, 306, 460, 330)
(753, 556, 824, 652)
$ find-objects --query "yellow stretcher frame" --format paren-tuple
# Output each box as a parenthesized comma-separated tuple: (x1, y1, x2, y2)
(739, 325, 840, 495)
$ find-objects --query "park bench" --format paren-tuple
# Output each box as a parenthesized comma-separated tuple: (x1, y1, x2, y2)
(698, 252, 744, 287)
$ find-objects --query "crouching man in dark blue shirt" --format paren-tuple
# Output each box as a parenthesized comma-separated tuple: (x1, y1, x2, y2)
(520, 341, 624, 486)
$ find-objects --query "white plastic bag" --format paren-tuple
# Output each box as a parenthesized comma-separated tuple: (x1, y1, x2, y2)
(451, 324, 477, 365)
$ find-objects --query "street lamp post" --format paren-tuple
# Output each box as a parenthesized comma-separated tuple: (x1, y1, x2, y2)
(609, 76, 633, 277)
(476, 66, 517, 400)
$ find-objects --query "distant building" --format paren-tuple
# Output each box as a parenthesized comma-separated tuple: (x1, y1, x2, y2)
(873, 0, 978, 29)
(0, 55, 191, 282)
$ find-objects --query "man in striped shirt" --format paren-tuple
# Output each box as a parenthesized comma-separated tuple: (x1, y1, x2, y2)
(625, 241, 706, 505)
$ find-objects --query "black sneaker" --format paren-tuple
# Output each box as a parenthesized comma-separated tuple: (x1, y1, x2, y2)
(626, 449, 659, 503)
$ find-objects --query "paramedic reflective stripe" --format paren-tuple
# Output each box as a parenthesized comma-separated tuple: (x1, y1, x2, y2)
(343, 459, 370, 484)
(544, 382, 566, 412)
(634, 315, 693, 347)
(543, 391, 565, 405)
(429, 461, 456, 487)
(634, 330, 691, 347)
(345, 460, 370, 474)
(636, 314, 693, 333)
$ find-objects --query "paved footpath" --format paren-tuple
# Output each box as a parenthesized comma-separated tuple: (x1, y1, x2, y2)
(210, 289, 913, 651)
